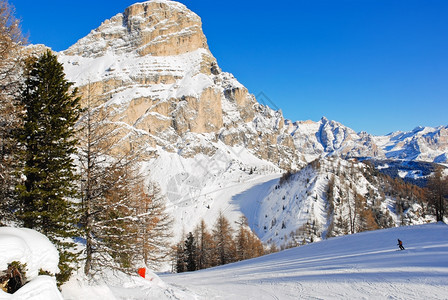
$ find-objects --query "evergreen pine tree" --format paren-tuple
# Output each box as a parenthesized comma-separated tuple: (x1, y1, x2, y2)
(184, 232, 197, 272)
(175, 239, 187, 273)
(16, 50, 81, 284)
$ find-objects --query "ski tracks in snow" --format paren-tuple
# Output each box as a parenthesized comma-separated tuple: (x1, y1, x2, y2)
(162, 223, 448, 299)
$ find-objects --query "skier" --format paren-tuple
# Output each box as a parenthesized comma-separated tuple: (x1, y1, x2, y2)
(397, 239, 405, 250)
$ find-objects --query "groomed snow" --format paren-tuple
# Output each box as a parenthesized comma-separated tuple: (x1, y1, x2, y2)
(160, 222, 448, 299)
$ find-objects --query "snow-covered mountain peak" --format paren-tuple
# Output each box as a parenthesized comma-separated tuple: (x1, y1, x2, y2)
(64, 0, 208, 58)
(319, 116, 329, 123)
(286, 117, 383, 162)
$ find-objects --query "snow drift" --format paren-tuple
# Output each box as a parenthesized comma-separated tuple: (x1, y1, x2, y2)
(0, 227, 61, 300)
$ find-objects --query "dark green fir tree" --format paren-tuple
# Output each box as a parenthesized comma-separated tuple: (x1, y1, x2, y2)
(16, 50, 81, 285)
(185, 232, 197, 272)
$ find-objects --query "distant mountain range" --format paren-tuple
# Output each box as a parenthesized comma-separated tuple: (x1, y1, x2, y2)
(287, 117, 448, 164)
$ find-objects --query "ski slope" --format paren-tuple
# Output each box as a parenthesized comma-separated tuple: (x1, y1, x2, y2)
(161, 222, 448, 299)
(4, 223, 446, 299)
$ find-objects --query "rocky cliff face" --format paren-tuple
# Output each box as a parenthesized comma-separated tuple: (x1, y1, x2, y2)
(59, 0, 298, 169)
(64, 1, 209, 58)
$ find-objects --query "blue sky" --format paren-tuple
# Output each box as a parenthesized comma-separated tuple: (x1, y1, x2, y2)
(11, 0, 448, 135)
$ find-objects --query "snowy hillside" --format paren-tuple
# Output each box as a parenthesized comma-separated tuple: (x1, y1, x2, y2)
(364, 159, 440, 186)
(141, 144, 282, 241)
(160, 222, 448, 299)
(241, 157, 434, 248)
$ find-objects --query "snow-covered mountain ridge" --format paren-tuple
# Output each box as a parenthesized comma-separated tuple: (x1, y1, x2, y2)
(287, 117, 448, 164)
(375, 125, 448, 163)
(286, 117, 382, 162)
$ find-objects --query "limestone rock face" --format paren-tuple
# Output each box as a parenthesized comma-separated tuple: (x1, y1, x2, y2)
(64, 0, 208, 58)
(21, 44, 52, 59)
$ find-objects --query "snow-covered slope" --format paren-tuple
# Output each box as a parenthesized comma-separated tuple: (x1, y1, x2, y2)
(160, 222, 448, 299)
(239, 156, 434, 248)
(4, 224, 447, 299)
(141, 143, 282, 241)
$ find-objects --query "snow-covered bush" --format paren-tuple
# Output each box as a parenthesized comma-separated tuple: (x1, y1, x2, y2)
(0, 227, 62, 299)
